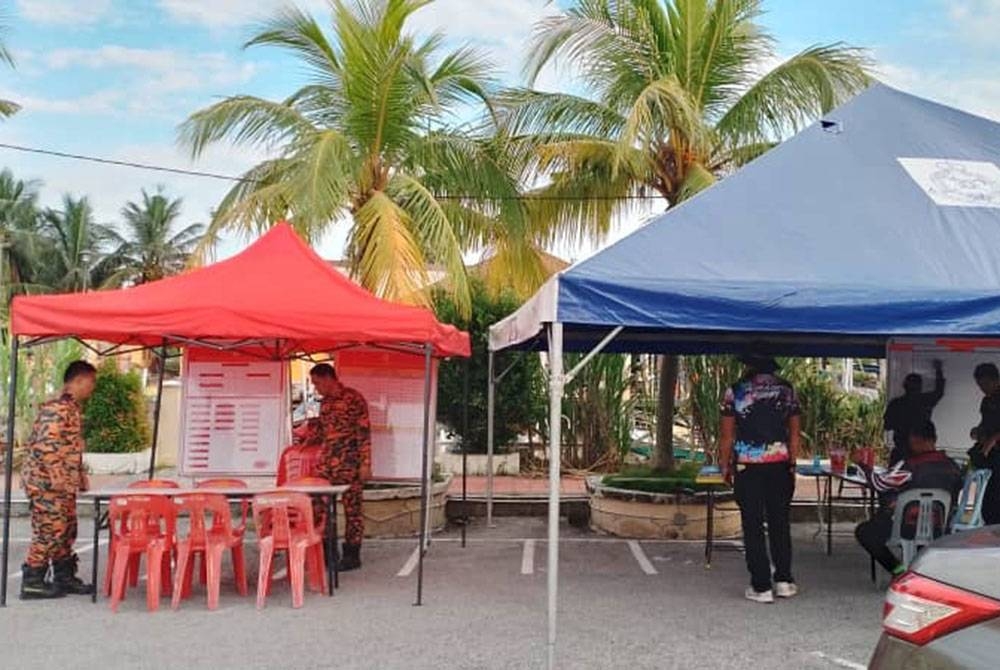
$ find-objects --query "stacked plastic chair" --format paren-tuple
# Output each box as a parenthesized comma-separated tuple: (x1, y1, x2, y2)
(252, 491, 327, 609)
(107, 494, 177, 612)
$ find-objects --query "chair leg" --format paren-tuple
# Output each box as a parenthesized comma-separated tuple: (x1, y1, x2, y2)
(109, 546, 131, 613)
(199, 555, 207, 586)
(289, 542, 307, 609)
(206, 542, 225, 611)
(171, 543, 191, 610)
(232, 544, 249, 597)
(256, 537, 275, 611)
(147, 545, 164, 613)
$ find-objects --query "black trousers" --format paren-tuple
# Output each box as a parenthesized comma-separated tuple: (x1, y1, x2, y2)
(734, 463, 794, 592)
(855, 512, 899, 573)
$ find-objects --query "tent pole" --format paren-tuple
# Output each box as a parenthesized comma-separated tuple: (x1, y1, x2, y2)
(147, 343, 167, 480)
(461, 357, 469, 548)
(415, 343, 433, 606)
(546, 322, 564, 670)
(486, 351, 495, 527)
(1, 335, 20, 607)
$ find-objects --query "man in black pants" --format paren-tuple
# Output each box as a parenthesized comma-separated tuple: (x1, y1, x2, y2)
(720, 353, 801, 604)
(968, 363, 1000, 525)
(854, 420, 962, 578)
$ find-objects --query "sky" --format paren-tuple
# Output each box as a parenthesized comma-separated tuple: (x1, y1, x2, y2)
(1, 0, 999, 262)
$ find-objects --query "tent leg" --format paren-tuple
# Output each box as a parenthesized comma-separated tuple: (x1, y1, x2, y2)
(486, 352, 495, 527)
(415, 343, 433, 606)
(1, 336, 19, 607)
(461, 357, 469, 549)
(546, 323, 564, 670)
(147, 344, 167, 480)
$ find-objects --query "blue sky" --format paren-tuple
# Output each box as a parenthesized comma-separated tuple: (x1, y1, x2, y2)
(2, 0, 999, 261)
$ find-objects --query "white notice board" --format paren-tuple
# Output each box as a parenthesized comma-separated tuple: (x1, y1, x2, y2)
(334, 349, 437, 480)
(887, 338, 1000, 459)
(179, 349, 290, 476)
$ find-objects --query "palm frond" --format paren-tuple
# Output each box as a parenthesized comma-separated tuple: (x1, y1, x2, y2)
(178, 95, 315, 158)
(245, 5, 340, 77)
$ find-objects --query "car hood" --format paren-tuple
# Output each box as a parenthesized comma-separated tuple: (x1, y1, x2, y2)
(911, 525, 1000, 600)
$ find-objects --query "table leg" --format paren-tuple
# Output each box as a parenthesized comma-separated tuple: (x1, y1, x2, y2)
(868, 489, 877, 584)
(91, 497, 100, 604)
(327, 494, 338, 595)
(705, 490, 715, 568)
(826, 475, 833, 556)
(813, 475, 824, 540)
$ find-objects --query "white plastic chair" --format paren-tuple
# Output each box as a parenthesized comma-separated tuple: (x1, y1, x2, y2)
(888, 489, 952, 568)
(950, 469, 993, 532)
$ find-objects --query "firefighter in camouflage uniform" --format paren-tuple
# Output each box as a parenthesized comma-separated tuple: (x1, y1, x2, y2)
(20, 361, 98, 599)
(307, 363, 371, 571)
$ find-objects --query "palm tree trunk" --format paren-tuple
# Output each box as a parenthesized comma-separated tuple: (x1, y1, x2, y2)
(652, 354, 679, 473)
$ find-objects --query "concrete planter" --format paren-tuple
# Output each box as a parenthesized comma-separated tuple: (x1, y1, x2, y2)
(84, 449, 152, 475)
(586, 476, 741, 541)
(438, 451, 520, 476)
(350, 474, 452, 538)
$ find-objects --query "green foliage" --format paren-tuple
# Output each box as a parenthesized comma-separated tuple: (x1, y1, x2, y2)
(83, 360, 150, 454)
(780, 358, 843, 455)
(561, 352, 635, 470)
(0, 340, 84, 447)
(603, 461, 706, 494)
(434, 278, 546, 454)
(684, 355, 742, 453)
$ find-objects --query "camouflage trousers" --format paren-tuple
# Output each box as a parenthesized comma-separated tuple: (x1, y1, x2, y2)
(26, 492, 78, 568)
(340, 480, 364, 546)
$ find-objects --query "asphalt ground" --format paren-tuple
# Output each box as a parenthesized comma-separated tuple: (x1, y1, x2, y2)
(0, 517, 884, 670)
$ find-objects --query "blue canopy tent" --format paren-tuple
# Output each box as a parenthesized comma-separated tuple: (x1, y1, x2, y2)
(487, 84, 1000, 667)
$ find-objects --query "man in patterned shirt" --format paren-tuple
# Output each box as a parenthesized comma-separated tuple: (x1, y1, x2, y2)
(308, 363, 371, 571)
(20, 360, 97, 599)
(720, 353, 801, 604)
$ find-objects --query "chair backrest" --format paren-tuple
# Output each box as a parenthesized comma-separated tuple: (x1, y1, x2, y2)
(252, 491, 316, 544)
(951, 469, 993, 531)
(127, 479, 180, 490)
(108, 494, 177, 542)
(889, 488, 953, 546)
(196, 478, 248, 489)
(172, 492, 234, 541)
(282, 476, 330, 488)
(276, 445, 324, 486)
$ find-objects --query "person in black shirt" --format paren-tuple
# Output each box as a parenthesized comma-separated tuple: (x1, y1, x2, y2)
(968, 363, 1000, 524)
(883, 360, 944, 464)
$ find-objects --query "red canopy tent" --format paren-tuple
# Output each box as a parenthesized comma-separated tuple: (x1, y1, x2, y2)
(1, 222, 469, 606)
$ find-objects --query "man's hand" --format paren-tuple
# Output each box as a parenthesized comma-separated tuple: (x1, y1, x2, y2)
(79, 473, 90, 493)
(722, 467, 733, 487)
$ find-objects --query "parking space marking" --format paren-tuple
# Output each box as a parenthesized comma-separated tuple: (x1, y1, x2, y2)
(810, 652, 866, 670)
(627, 541, 658, 575)
(397, 547, 420, 577)
(520, 540, 535, 575)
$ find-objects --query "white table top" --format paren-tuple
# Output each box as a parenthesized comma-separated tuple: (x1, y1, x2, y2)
(80, 484, 350, 499)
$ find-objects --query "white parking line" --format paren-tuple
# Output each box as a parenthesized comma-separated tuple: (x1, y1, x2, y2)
(520, 540, 535, 575)
(627, 540, 658, 575)
(397, 547, 420, 577)
(810, 651, 867, 670)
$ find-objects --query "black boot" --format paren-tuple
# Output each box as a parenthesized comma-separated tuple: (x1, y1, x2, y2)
(19, 564, 65, 600)
(337, 544, 361, 572)
(52, 555, 95, 596)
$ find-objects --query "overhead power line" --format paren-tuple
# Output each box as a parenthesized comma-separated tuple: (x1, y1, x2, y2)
(0, 141, 668, 201)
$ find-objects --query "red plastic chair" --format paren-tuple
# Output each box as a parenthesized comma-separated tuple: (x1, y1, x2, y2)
(105, 480, 181, 596)
(276, 444, 324, 485)
(127, 479, 181, 489)
(283, 476, 331, 530)
(107, 495, 177, 612)
(170, 493, 248, 611)
(252, 491, 327, 609)
(196, 478, 250, 532)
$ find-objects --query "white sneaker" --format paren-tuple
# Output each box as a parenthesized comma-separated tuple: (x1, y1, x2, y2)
(774, 581, 798, 598)
(745, 587, 775, 603)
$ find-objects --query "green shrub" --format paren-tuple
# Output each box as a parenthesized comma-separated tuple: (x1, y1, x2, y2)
(602, 461, 708, 494)
(84, 360, 150, 454)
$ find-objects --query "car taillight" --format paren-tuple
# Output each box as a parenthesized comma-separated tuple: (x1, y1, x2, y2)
(883, 572, 1000, 646)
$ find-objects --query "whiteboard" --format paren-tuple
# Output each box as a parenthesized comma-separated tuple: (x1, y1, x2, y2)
(887, 338, 1000, 459)
(334, 350, 437, 480)
(179, 350, 290, 476)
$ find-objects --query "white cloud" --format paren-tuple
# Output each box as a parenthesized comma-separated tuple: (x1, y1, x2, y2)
(879, 62, 1000, 122)
(156, 0, 330, 28)
(11, 89, 123, 114)
(946, 0, 1000, 48)
(15, 0, 113, 25)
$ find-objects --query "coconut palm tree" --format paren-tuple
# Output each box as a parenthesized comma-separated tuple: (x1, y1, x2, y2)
(103, 189, 204, 286)
(179, 0, 543, 315)
(39, 195, 116, 292)
(504, 0, 872, 470)
(0, 16, 18, 118)
(0, 170, 43, 311)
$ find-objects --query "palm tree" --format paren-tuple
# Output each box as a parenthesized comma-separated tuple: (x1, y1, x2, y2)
(0, 170, 43, 311)
(103, 189, 204, 286)
(504, 0, 872, 470)
(39, 195, 116, 292)
(1, 14, 19, 117)
(179, 0, 541, 315)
